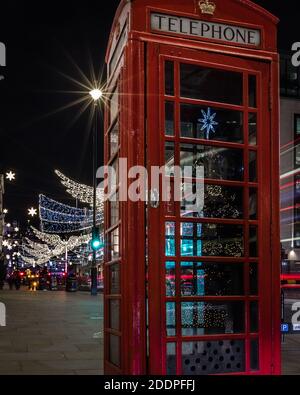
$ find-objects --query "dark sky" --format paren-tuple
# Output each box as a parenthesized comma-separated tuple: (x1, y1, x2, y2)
(0, 1, 298, 226)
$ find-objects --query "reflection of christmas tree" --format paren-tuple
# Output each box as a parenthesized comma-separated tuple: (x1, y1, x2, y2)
(182, 184, 242, 219)
(203, 185, 241, 219)
(182, 302, 230, 334)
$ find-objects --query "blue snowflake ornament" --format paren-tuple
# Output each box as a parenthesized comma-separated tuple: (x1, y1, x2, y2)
(198, 107, 218, 139)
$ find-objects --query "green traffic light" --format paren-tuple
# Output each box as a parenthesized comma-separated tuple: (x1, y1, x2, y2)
(92, 239, 101, 250)
(91, 227, 102, 251)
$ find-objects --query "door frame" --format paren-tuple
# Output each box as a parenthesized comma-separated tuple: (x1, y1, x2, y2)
(146, 42, 280, 375)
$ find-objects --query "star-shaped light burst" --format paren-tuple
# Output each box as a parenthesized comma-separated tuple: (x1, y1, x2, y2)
(2, 240, 9, 247)
(6, 171, 16, 181)
(198, 107, 218, 139)
(28, 207, 38, 217)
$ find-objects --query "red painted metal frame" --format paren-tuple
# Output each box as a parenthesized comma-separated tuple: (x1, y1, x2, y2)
(104, 0, 280, 375)
(104, 40, 147, 375)
(146, 44, 278, 375)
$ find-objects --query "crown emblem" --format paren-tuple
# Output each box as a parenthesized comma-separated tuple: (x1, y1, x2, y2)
(199, 0, 216, 15)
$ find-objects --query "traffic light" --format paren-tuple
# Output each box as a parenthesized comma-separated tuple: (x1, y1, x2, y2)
(91, 227, 102, 251)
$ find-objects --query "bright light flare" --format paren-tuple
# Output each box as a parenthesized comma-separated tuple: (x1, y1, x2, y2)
(89, 89, 103, 102)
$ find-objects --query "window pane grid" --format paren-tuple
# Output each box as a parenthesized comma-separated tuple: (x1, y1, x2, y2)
(163, 60, 260, 375)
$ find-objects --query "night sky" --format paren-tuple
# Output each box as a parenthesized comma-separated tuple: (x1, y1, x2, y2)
(0, 1, 297, 226)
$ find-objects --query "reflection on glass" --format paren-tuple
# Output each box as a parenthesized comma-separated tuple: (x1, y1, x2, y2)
(110, 264, 120, 294)
(181, 301, 245, 336)
(165, 179, 175, 216)
(180, 222, 244, 257)
(180, 144, 244, 181)
(249, 151, 257, 182)
(110, 88, 119, 124)
(250, 339, 259, 371)
(110, 122, 119, 157)
(249, 189, 257, 220)
(249, 75, 257, 108)
(250, 301, 259, 333)
(182, 340, 245, 375)
(165, 61, 174, 96)
(249, 113, 257, 145)
(110, 193, 119, 226)
(110, 228, 120, 260)
(180, 104, 243, 143)
(249, 226, 258, 257)
(111, 158, 119, 187)
(165, 142, 175, 176)
(110, 299, 120, 331)
(166, 261, 176, 297)
(109, 335, 120, 367)
(249, 263, 258, 295)
(296, 145, 300, 166)
(165, 102, 175, 136)
(166, 222, 176, 256)
(181, 183, 243, 219)
(180, 64, 243, 105)
(180, 262, 244, 296)
(181, 222, 202, 257)
(166, 343, 176, 375)
(166, 302, 176, 336)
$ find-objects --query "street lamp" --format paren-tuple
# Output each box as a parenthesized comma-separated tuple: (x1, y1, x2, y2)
(89, 89, 103, 102)
(89, 88, 103, 296)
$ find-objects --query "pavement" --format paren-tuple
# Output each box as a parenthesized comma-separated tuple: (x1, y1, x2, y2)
(0, 287, 300, 375)
(282, 295, 300, 375)
(282, 335, 300, 375)
(0, 287, 103, 375)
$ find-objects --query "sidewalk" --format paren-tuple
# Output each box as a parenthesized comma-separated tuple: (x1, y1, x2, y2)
(0, 288, 103, 375)
(0, 287, 299, 375)
(282, 335, 300, 375)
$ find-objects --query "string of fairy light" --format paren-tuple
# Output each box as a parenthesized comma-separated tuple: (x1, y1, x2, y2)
(37, 170, 104, 234)
(21, 226, 91, 264)
(20, 170, 104, 265)
(55, 170, 104, 209)
(39, 194, 103, 234)
(2, 57, 109, 266)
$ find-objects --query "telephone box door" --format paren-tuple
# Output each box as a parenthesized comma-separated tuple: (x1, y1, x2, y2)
(147, 44, 278, 375)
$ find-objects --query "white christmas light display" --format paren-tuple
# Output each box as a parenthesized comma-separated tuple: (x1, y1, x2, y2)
(31, 226, 90, 249)
(55, 170, 104, 209)
(21, 227, 91, 267)
(39, 194, 103, 234)
(6, 171, 16, 181)
(21, 254, 51, 266)
(28, 207, 38, 217)
(198, 107, 218, 139)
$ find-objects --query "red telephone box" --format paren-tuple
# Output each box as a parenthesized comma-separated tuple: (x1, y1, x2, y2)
(104, 0, 280, 375)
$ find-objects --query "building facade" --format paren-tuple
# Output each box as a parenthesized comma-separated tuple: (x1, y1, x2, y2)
(280, 53, 300, 280)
